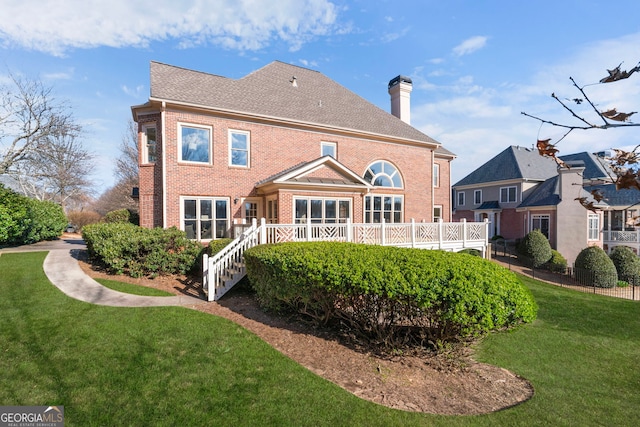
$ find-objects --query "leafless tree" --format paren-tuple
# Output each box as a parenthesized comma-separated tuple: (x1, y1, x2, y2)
(0, 73, 80, 175)
(115, 118, 139, 185)
(522, 61, 640, 208)
(11, 131, 95, 208)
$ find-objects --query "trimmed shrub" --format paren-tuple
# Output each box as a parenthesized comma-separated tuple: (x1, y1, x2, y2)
(457, 248, 482, 257)
(0, 184, 65, 245)
(544, 249, 567, 274)
(574, 246, 618, 288)
(82, 223, 203, 277)
(609, 246, 640, 285)
(245, 242, 537, 350)
(517, 229, 552, 268)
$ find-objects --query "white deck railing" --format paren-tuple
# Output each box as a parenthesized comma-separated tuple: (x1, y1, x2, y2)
(603, 230, 640, 253)
(204, 218, 489, 301)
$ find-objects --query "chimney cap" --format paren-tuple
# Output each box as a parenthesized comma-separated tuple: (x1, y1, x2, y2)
(388, 75, 413, 89)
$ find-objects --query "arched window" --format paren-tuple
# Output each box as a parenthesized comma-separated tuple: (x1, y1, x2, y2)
(363, 160, 403, 188)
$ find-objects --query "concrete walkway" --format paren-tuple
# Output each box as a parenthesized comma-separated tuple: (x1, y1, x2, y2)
(0, 234, 204, 307)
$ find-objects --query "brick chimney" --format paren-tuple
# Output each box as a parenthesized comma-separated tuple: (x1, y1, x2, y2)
(388, 75, 413, 125)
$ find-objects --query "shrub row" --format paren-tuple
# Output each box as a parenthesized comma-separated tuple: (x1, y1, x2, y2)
(82, 222, 204, 277)
(244, 242, 537, 350)
(0, 184, 67, 245)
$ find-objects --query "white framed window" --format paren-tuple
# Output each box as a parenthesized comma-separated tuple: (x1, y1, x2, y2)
(474, 190, 482, 205)
(433, 163, 440, 187)
(588, 213, 600, 240)
(433, 205, 442, 221)
(179, 123, 212, 164)
(500, 186, 517, 203)
(532, 214, 550, 238)
(181, 197, 229, 240)
(457, 191, 465, 207)
(229, 129, 250, 167)
(294, 197, 351, 224)
(365, 195, 403, 223)
(364, 160, 403, 188)
(141, 124, 157, 164)
(321, 141, 337, 158)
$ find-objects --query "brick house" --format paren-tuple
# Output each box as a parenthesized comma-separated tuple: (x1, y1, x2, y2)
(131, 61, 454, 240)
(452, 145, 613, 265)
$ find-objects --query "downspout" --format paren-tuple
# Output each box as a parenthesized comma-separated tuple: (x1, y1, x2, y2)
(161, 101, 167, 229)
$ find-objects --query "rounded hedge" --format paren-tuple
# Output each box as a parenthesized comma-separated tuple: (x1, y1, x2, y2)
(517, 229, 552, 268)
(82, 222, 203, 277)
(609, 246, 640, 285)
(544, 249, 567, 274)
(574, 246, 618, 288)
(244, 242, 537, 349)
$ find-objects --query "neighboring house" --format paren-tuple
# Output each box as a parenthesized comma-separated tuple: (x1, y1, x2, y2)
(452, 145, 622, 265)
(131, 61, 455, 240)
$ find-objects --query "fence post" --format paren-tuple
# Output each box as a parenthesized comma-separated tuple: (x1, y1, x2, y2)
(438, 219, 444, 250)
(461, 218, 467, 249)
(411, 218, 416, 248)
(346, 218, 353, 243)
(259, 218, 266, 244)
(381, 218, 386, 246)
(306, 219, 312, 242)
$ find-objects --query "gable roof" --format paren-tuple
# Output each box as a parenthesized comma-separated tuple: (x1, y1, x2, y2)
(255, 156, 373, 193)
(454, 145, 558, 187)
(149, 61, 441, 147)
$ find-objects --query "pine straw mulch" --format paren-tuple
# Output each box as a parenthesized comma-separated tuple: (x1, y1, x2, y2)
(77, 254, 534, 415)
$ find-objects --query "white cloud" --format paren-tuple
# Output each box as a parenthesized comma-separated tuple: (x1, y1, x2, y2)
(0, 0, 341, 56)
(452, 36, 489, 57)
(121, 85, 145, 98)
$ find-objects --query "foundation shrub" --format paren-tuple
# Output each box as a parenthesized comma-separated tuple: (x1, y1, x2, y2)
(244, 242, 537, 350)
(574, 246, 618, 288)
(82, 223, 203, 277)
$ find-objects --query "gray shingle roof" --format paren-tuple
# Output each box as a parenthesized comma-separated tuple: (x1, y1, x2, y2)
(584, 184, 640, 208)
(454, 145, 558, 187)
(518, 176, 560, 208)
(149, 61, 440, 146)
(558, 152, 612, 180)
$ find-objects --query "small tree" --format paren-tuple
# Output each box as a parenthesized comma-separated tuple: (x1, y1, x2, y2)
(517, 229, 552, 268)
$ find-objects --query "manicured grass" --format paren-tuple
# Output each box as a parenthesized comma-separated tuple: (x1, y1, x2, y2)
(94, 278, 175, 296)
(1, 252, 640, 426)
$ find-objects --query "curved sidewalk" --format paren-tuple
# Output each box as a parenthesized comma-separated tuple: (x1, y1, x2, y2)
(1, 235, 204, 307)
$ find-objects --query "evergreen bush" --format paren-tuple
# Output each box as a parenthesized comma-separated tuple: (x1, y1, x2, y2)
(574, 246, 618, 288)
(544, 249, 567, 274)
(609, 246, 640, 285)
(245, 242, 537, 350)
(517, 229, 552, 268)
(104, 209, 133, 224)
(0, 184, 65, 245)
(82, 222, 203, 277)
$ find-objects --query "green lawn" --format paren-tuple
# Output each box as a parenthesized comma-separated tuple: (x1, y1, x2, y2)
(94, 278, 175, 296)
(1, 252, 639, 426)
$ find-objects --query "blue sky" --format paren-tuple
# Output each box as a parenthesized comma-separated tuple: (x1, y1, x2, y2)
(1, 0, 640, 194)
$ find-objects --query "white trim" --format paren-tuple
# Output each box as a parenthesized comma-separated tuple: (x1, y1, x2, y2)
(293, 196, 352, 224)
(161, 102, 167, 228)
(500, 186, 517, 203)
(141, 123, 157, 164)
(178, 122, 213, 165)
(433, 162, 440, 187)
(364, 194, 404, 223)
(180, 196, 231, 241)
(474, 189, 482, 205)
(321, 141, 337, 158)
(363, 160, 404, 189)
(240, 197, 261, 223)
(228, 129, 250, 168)
(457, 191, 465, 207)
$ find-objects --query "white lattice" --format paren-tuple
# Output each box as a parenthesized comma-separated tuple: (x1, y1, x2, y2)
(467, 224, 484, 240)
(416, 224, 437, 242)
(444, 223, 462, 241)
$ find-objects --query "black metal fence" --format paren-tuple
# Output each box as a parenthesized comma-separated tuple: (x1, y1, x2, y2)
(491, 241, 640, 301)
